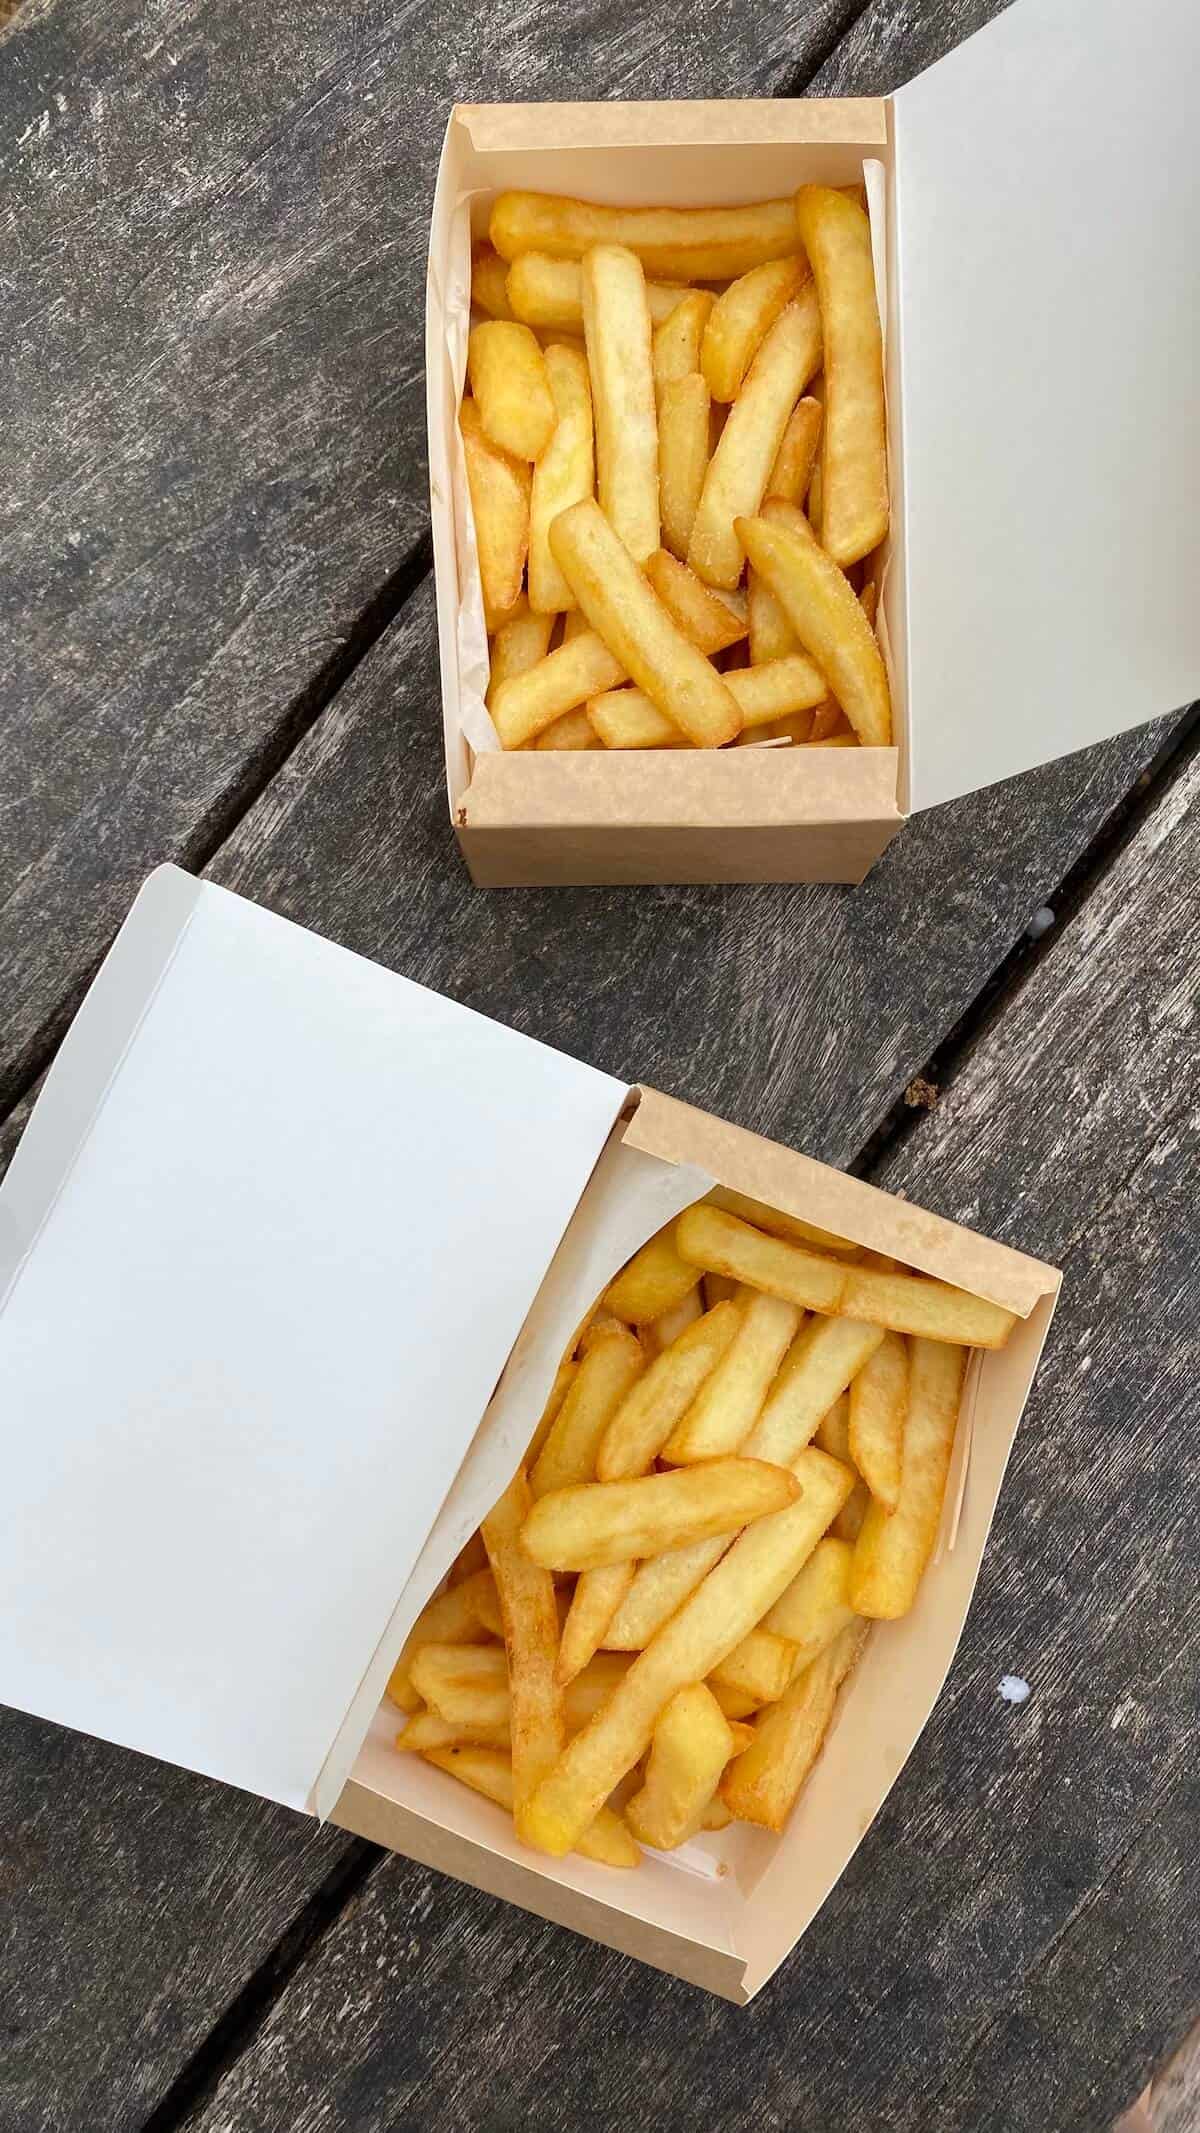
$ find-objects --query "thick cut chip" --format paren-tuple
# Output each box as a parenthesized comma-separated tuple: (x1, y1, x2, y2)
(688, 289, 822, 589)
(603, 1532, 732, 1649)
(396, 1709, 511, 1753)
(521, 1458, 799, 1571)
(794, 186, 888, 567)
(409, 1641, 509, 1726)
(491, 191, 806, 282)
(528, 342, 595, 613)
(748, 567, 799, 666)
(851, 1338, 966, 1617)
(481, 1470, 566, 1844)
(764, 1534, 858, 1672)
(530, 1322, 645, 1499)
(721, 1619, 868, 1829)
(652, 290, 716, 395)
(708, 1625, 797, 1703)
(677, 1204, 1015, 1346)
(701, 256, 811, 402)
(645, 550, 747, 653)
(642, 1285, 705, 1356)
(527, 1355, 577, 1465)
(766, 396, 823, 504)
(625, 1683, 734, 1849)
(605, 1224, 705, 1325)
(551, 499, 741, 748)
(386, 1568, 502, 1712)
(507, 250, 688, 331)
(663, 1290, 802, 1462)
(460, 399, 531, 623)
(558, 1561, 636, 1685)
(490, 628, 626, 749)
(486, 597, 555, 710)
(705, 1187, 859, 1256)
(422, 1746, 639, 1867)
(587, 646, 826, 749)
(735, 508, 891, 746)
(656, 376, 713, 563)
(848, 1329, 909, 1510)
(597, 1299, 741, 1480)
(814, 1390, 852, 1464)
(534, 707, 600, 751)
(582, 244, 659, 563)
(834, 1479, 870, 1542)
(472, 243, 518, 320)
(468, 320, 556, 461)
(741, 1316, 883, 1466)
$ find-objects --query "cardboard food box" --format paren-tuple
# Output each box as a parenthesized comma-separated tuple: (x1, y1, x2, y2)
(428, 0, 1199, 888)
(0, 868, 1061, 1999)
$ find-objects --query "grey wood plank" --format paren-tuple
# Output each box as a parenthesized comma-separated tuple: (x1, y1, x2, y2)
(178, 743, 1199, 2133)
(0, 0, 859, 1120)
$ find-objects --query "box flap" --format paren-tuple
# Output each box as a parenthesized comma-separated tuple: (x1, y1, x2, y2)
(0, 868, 627, 1814)
(893, 0, 1200, 811)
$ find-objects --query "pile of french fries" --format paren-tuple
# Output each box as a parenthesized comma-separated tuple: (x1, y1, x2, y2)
(390, 1189, 1015, 1863)
(461, 186, 891, 754)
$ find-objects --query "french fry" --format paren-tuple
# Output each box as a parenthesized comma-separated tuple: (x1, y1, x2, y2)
(530, 1321, 645, 1498)
(765, 396, 823, 504)
(806, 455, 823, 542)
(642, 1284, 704, 1355)
(604, 1222, 705, 1325)
(396, 1708, 511, 1753)
(709, 1682, 761, 1722)
(522, 1457, 799, 1572)
(386, 1567, 503, 1712)
(794, 186, 888, 567)
(706, 1187, 859, 1256)
(481, 1470, 565, 1846)
(657, 375, 713, 563)
(709, 1625, 797, 1703)
(748, 567, 799, 665)
(490, 628, 626, 750)
(409, 1641, 510, 1726)
(467, 320, 556, 462)
(562, 606, 591, 641)
(721, 1619, 868, 1829)
(833, 1479, 870, 1542)
(422, 1746, 640, 1868)
(848, 1329, 908, 1510)
(507, 251, 689, 331)
(687, 289, 822, 589)
(527, 1355, 577, 1465)
(528, 342, 595, 613)
(491, 191, 806, 282)
(814, 1389, 852, 1464)
(565, 1651, 634, 1730)
(522, 1446, 853, 1854)
(764, 1534, 858, 1671)
(721, 653, 830, 726)
(741, 1318, 882, 1466)
(582, 244, 659, 563)
(586, 646, 826, 749)
(652, 290, 716, 395)
(736, 506, 891, 745)
(460, 400, 531, 623)
(534, 707, 600, 750)
(486, 597, 555, 710)
(662, 1290, 802, 1462)
(765, 711, 815, 743)
(644, 550, 747, 655)
(676, 1204, 1016, 1347)
(471, 242, 517, 321)
(604, 1533, 733, 1649)
(597, 1299, 742, 1480)
(551, 499, 740, 747)
(701, 256, 811, 402)
(625, 1683, 735, 1849)
(559, 1563, 635, 1685)
(851, 1338, 966, 1617)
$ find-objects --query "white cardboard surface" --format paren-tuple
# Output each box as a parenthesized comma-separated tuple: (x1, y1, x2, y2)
(894, 0, 1200, 810)
(0, 869, 627, 1813)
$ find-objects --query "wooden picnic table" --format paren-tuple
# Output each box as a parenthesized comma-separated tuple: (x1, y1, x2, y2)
(1, 0, 1196, 2127)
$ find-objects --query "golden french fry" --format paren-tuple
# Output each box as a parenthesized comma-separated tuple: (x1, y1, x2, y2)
(721, 1619, 868, 1829)
(597, 1299, 742, 1480)
(764, 1534, 858, 1671)
(652, 290, 716, 395)
(531, 1322, 645, 1499)
(467, 320, 556, 461)
(735, 508, 891, 746)
(490, 628, 626, 749)
(706, 1187, 859, 1256)
(528, 342, 595, 613)
(794, 186, 888, 568)
(386, 1566, 502, 1713)
(644, 549, 747, 654)
(522, 1457, 799, 1572)
(471, 242, 517, 321)
(722, 652, 830, 726)
(708, 1625, 797, 1703)
(657, 375, 713, 563)
(460, 399, 531, 623)
(848, 1329, 908, 1510)
(814, 1389, 852, 1464)
(851, 1338, 966, 1617)
(662, 1290, 802, 1462)
(584, 689, 685, 751)
(558, 1562, 636, 1685)
(491, 191, 805, 282)
(807, 455, 823, 541)
(486, 598, 555, 710)
(604, 1223, 706, 1326)
(688, 289, 822, 589)
(742, 1319, 882, 1467)
(701, 256, 811, 402)
(678, 1205, 1015, 1348)
(550, 499, 740, 746)
(604, 1533, 732, 1649)
(524, 1446, 854, 1853)
(564, 1651, 633, 1730)
(403, 1651, 632, 1740)
(527, 1356, 578, 1466)
(582, 244, 659, 563)
(766, 396, 823, 504)
(642, 1285, 705, 1356)
(561, 606, 591, 642)
(409, 1641, 510, 1726)
(748, 567, 798, 665)
(481, 1471, 566, 1846)
(507, 250, 688, 331)
(587, 643, 826, 748)
(625, 1682, 734, 1849)
(422, 1746, 640, 1868)
(709, 1682, 761, 1722)
(833, 1478, 870, 1542)
(534, 708, 599, 751)
(396, 1708, 511, 1753)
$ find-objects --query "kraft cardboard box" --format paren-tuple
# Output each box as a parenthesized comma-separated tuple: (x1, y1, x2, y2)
(427, 0, 1199, 887)
(0, 868, 1060, 1998)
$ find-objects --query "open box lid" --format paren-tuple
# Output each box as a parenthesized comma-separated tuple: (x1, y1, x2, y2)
(895, 0, 1199, 812)
(0, 868, 627, 1816)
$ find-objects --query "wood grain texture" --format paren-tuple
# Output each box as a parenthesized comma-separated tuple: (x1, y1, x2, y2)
(178, 746, 1200, 2133)
(0, 0, 860, 1119)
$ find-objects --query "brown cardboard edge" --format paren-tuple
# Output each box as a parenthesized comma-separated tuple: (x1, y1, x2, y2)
(622, 1087, 1062, 1318)
(456, 97, 890, 153)
(332, 1779, 749, 2001)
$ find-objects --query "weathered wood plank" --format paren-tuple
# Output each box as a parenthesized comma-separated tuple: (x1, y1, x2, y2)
(0, 0, 859, 1118)
(177, 750, 1199, 2133)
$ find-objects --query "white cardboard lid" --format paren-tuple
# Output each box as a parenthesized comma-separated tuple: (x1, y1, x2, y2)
(0, 868, 627, 1814)
(894, 0, 1200, 811)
